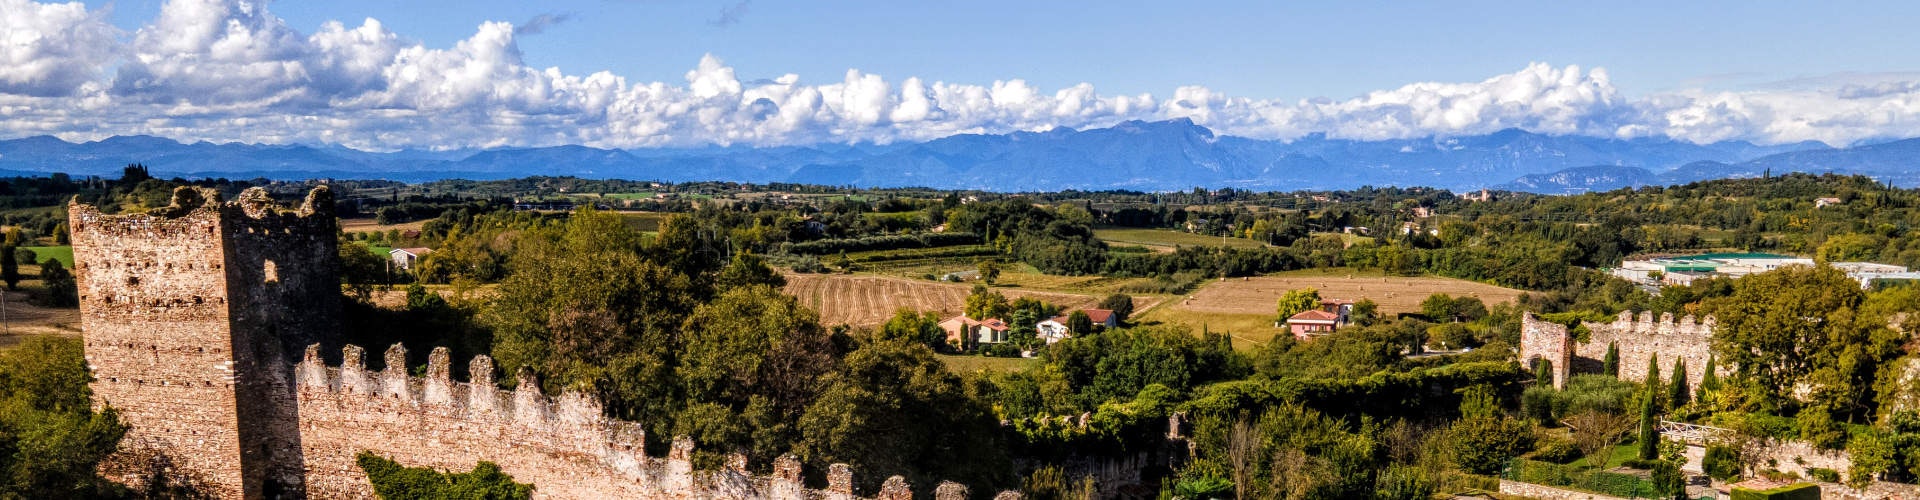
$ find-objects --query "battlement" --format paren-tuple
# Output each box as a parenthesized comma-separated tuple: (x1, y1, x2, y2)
(288, 343, 1007, 499)
(1520, 311, 1717, 391)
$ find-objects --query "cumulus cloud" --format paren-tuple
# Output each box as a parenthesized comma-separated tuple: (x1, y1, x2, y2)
(0, 0, 121, 96)
(13, 0, 1920, 150)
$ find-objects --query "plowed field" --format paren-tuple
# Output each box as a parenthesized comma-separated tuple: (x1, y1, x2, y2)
(783, 274, 1157, 327)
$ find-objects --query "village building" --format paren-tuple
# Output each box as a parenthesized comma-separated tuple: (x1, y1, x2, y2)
(1815, 197, 1843, 208)
(939, 315, 1013, 349)
(1034, 308, 1119, 344)
(388, 247, 433, 270)
(1285, 299, 1355, 339)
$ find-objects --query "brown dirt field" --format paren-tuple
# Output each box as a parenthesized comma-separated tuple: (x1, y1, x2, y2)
(0, 289, 82, 349)
(783, 274, 1160, 328)
(338, 218, 430, 233)
(1174, 273, 1528, 316)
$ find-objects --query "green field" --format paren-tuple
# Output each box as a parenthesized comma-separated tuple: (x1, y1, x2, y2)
(20, 246, 72, 267)
(1093, 227, 1269, 249)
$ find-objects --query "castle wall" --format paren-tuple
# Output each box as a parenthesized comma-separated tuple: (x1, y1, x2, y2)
(71, 193, 252, 498)
(1519, 311, 1715, 391)
(73, 187, 1020, 499)
(290, 344, 867, 499)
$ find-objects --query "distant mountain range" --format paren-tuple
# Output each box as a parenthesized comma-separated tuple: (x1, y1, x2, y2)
(4, 119, 1917, 192)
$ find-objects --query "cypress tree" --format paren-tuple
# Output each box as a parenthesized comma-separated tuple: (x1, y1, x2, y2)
(1698, 355, 1720, 403)
(1603, 342, 1620, 376)
(0, 246, 17, 290)
(1534, 358, 1554, 386)
(1670, 359, 1690, 409)
(1647, 353, 1662, 410)
(1639, 353, 1662, 461)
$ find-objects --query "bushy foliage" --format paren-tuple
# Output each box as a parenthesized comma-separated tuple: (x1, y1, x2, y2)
(356, 452, 532, 499)
(0, 337, 130, 498)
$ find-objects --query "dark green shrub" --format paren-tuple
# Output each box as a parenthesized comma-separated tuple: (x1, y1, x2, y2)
(1530, 438, 1582, 464)
(357, 451, 533, 500)
(1703, 444, 1743, 481)
(1806, 467, 1839, 483)
(1730, 482, 1819, 500)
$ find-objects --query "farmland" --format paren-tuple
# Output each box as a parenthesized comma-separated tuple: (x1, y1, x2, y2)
(783, 273, 1158, 328)
(1135, 268, 1529, 347)
(1093, 227, 1270, 250)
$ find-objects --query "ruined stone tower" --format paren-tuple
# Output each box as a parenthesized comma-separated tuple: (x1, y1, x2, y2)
(70, 186, 341, 499)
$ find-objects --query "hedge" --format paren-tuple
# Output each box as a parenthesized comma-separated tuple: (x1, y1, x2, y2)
(1504, 459, 1657, 498)
(1730, 483, 1819, 500)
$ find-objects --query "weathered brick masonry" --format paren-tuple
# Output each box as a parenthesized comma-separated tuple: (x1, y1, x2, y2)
(1519, 311, 1716, 391)
(74, 188, 1004, 499)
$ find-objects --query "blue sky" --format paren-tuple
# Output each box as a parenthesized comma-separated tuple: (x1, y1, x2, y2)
(84, 0, 1920, 98)
(10, 0, 1920, 149)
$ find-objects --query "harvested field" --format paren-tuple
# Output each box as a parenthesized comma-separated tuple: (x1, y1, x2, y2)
(783, 273, 1159, 328)
(0, 288, 81, 348)
(338, 218, 429, 233)
(1174, 269, 1527, 316)
(1093, 227, 1268, 249)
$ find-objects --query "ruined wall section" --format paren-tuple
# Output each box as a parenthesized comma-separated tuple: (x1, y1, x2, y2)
(1521, 312, 1715, 391)
(1574, 311, 1714, 391)
(292, 344, 905, 499)
(1518, 313, 1573, 388)
(70, 190, 249, 498)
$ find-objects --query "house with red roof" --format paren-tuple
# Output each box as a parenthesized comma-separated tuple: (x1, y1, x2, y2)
(1286, 299, 1355, 339)
(1034, 308, 1120, 344)
(939, 315, 1014, 350)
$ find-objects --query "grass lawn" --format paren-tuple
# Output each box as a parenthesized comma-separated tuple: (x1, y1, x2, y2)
(1132, 307, 1283, 351)
(20, 246, 72, 267)
(1093, 227, 1269, 249)
(937, 354, 1040, 374)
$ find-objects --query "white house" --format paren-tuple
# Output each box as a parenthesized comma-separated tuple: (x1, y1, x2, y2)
(1034, 308, 1119, 345)
(389, 247, 433, 271)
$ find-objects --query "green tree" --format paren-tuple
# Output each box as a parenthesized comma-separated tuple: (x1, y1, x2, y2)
(1351, 298, 1379, 326)
(1638, 356, 1661, 461)
(675, 285, 837, 461)
(0, 336, 130, 498)
(1419, 293, 1454, 321)
(1533, 358, 1554, 386)
(1698, 355, 1720, 404)
(1067, 310, 1094, 336)
(798, 334, 1010, 492)
(1603, 342, 1620, 376)
(1097, 293, 1134, 323)
(35, 259, 77, 308)
(357, 452, 533, 500)
(977, 259, 1001, 285)
(965, 285, 1011, 320)
(1669, 359, 1689, 409)
(1275, 288, 1321, 321)
(0, 245, 17, 290)
(715, 251, 786, 291)
(1710, 264, 1898, 419)
(881, 309, 952, 352)
(1448, 385, 1533, 475)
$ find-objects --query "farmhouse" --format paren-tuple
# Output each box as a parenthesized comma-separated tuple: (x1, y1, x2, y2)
(1034, 308, 1118, 344)
(1285, 299, 1354, 339)
(388, 247, 433, 270)
(939, 315, 1013, 349)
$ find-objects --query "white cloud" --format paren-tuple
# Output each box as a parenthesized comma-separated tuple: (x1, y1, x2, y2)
(12, 0, 1920, 150)
(0, 0, 120, 96)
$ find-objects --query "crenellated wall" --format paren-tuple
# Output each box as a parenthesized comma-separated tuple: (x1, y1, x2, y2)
(1520, 311, 1716, 390)
(290, 343, 978, 499)
(75, 187, 1027, 499)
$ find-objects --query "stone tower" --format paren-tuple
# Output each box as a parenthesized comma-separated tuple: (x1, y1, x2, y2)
(70, 186, 341, 499)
